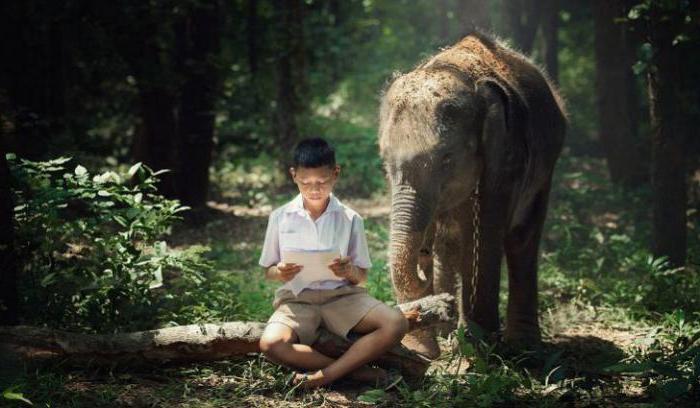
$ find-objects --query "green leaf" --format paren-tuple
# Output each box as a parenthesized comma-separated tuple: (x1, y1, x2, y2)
(133, 193, 143, 204)
(128, 162, 142, 177)
(460, 341, 475, 357)
(97, 190, 111, 197)
(2, 386, 33, 405)
(74, 165, 87, 176)
(40, 273, 57, 287)
(151, 169, 170, 176)
(659, 379, 689, 399)
(357, 388, 386, 403)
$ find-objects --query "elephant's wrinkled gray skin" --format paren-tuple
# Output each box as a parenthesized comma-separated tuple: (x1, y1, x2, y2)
(378, 32, 567, 359)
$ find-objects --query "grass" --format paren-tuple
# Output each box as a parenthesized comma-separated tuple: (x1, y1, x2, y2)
(3, 150, 699, 407)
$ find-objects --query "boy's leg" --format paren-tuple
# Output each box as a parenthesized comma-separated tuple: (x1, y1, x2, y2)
(259, 322, 336, 371)
(296, 303, 408, 387)
(259, 322, 389, 380)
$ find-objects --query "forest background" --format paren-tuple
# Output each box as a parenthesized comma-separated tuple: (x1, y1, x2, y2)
(1, 0, 699, 406)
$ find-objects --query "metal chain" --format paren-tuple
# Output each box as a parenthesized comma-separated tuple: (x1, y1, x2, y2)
(467, 178, 481, 319)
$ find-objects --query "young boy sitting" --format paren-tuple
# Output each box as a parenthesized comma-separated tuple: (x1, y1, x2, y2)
(258, 137, 409, 388)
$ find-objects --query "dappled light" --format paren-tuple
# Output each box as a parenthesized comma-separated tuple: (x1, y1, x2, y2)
(1, 0, 699, 406)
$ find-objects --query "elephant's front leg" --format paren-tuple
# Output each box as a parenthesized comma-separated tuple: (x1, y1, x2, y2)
(464, 190, 509, 335)
(503, 186, 551, 345)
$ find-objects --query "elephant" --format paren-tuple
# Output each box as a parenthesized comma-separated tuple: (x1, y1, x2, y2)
(378, 31, 567, 359)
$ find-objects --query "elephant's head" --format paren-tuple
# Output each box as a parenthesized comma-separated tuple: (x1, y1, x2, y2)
(379, 64, 521, 304)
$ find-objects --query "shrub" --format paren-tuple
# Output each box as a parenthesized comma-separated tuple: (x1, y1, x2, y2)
(8, 154, 211, 333)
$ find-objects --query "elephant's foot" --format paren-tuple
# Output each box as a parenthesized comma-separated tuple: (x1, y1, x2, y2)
(401, 328, 441, 359)
(503, 319, 542, 350)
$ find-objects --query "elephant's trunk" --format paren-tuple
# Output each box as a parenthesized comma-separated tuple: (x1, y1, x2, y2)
(389, 183, 435, 303)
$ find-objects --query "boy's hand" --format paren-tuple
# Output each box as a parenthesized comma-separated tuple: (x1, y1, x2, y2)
(276, 262, 302, 282)
(328, 256, 353, 279)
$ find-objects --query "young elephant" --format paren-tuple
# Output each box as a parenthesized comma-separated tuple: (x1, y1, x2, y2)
(379, 31, 567, 358)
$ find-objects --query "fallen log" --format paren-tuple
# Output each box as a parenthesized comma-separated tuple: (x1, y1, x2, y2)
(0, 293, 454, 380)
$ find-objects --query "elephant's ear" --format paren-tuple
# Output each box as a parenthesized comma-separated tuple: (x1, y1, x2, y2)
(475, 78, 528, 189)
(476, 77, 527, 136)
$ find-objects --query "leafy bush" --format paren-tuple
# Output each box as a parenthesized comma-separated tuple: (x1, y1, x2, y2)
(605, 310, 700, 403)
(8, 154, 211, 333)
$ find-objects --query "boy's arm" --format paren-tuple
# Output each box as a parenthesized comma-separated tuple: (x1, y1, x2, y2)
(264, 263, 302, 282)
(348, 265, 367, 285)
(329, 257, 367, 285)
(264, 265, 281, 281)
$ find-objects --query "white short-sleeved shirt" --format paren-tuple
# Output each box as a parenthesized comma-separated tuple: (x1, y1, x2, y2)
(258, 193, 372, 293)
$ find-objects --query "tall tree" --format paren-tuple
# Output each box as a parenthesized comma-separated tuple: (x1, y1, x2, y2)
(541, 0, 559, 82)
(593, 0, 646, 188)
(505, 0, 541, 54)
(247, 0, 259, 78)
(94, 1, 180, 197)
(0, 0, 68, 160)
(0, 145, 18, 325)
(174, 0, 224, 209)
(642, 2, 693, 266)
(438, 0, 452, 44)
(456, 0, 491, 36)
(272, 0, 307, 163)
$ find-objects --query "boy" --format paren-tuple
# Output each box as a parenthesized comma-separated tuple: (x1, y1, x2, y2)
(258, 137, 409, 389)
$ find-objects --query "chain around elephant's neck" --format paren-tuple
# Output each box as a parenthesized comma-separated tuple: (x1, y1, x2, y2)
(468, 179, 481, 320)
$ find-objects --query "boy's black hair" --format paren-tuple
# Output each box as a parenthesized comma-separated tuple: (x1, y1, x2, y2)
(292, 137, 336, 168)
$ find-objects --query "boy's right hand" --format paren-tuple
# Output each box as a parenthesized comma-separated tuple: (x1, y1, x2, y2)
(276, 262, 302, 282)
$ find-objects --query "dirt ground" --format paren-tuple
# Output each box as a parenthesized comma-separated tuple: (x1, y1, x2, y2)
(43, 198, 658, 407)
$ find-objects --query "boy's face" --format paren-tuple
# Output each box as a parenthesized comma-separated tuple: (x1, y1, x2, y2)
(290, 165, 340, 205)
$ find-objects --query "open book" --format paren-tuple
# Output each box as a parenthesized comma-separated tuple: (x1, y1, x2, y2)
(281, 248, 342, 296)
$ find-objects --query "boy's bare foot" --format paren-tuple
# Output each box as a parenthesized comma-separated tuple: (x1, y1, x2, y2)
(292, 366, 388, 389)
(292, 369, 333, 389)
(348, 366, 388, 383)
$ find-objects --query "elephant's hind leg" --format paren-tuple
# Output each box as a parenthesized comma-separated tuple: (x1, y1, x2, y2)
(503, 184, 552, 346)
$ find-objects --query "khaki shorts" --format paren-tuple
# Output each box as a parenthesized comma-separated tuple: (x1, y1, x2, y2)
(267, 285, 384, 346)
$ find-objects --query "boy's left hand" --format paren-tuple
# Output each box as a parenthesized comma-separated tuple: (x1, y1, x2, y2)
(328, 256, 353, 279)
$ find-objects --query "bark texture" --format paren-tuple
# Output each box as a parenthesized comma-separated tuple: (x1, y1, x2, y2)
(0, 294, 454, 379)
(593, 0, 646, 188)
(0, 148, 18, 325)
(647, 6, 688, 267)
(175, 0, 224, 209)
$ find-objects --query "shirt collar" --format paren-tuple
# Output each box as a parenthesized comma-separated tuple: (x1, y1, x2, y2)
(285, 193, 342, 215)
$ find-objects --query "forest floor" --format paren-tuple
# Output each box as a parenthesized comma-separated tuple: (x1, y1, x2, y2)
(4, 156, 698, 407)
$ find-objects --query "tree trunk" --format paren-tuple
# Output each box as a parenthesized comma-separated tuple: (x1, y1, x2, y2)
(0, 1, 65, 160)
(328, 0, 345, 83)
(593, 0, 647, 189)
(133, 88, 178, 198)
(0, 147, 18, 325)
(541, 0, 559, 83)
(456, 0, 491, 36)
(438, 0, 451, 44)
(0, 294, 454, 380)
(505, 0, 541, 55)
(247, 0, 259, 78)
(174, 1, 224, 209)
(272, 0, 306, 162)
(100, 2, 180, 198)
(646, 6, 687, 267)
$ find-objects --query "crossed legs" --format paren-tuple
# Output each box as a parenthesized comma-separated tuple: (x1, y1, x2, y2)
(259, 303, 408, 388)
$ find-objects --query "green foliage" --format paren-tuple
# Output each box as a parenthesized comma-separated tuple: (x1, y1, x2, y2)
(8, 155, 211, 333)
(305, 116, 386, 198)
(605, 310, 700, 402)
(2, 385, 32, 406)
(210, 149, 285, 207)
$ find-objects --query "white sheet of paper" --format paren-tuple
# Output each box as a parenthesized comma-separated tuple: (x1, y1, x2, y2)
(282, 248, 341, 296)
